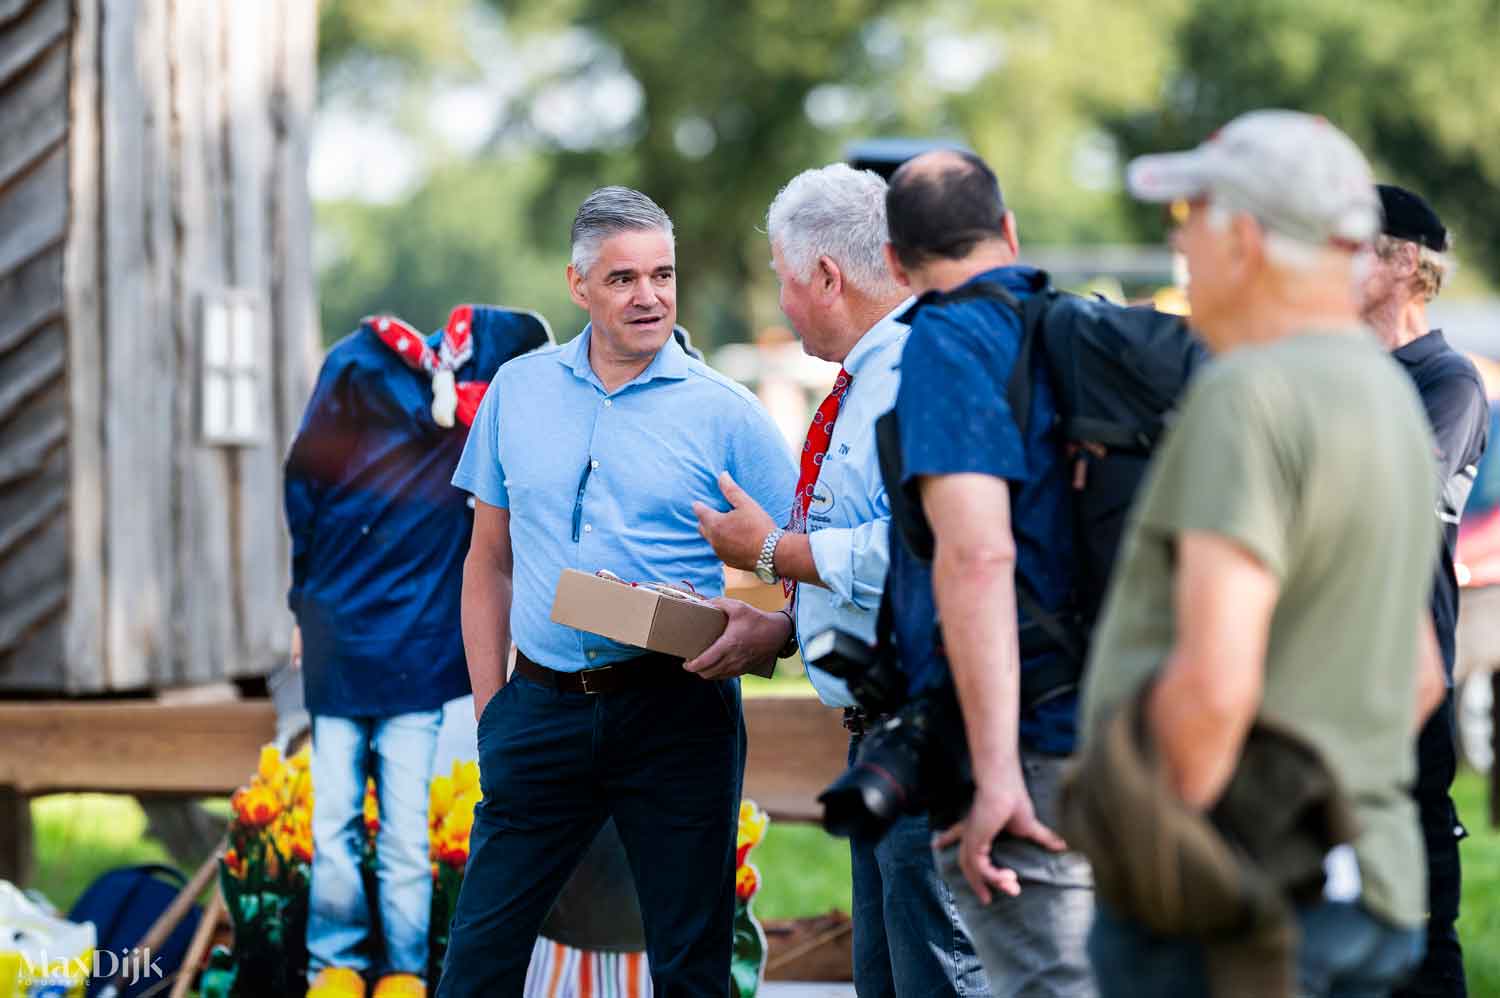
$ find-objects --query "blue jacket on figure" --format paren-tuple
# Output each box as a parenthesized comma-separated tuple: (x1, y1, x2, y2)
(284, 305, 551, 718)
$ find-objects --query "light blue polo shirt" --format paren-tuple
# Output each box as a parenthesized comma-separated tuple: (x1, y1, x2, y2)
(452, 326, 797, 672)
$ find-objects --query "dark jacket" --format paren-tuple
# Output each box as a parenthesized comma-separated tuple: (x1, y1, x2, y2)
(1060, 688, 1359, 997)
(284, 307, 549, 717)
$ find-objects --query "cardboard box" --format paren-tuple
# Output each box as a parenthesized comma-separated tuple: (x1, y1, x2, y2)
(549, 569, 775, 677)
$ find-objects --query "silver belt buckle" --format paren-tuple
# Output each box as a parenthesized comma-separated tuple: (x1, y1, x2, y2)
(578, 665, 613, 694)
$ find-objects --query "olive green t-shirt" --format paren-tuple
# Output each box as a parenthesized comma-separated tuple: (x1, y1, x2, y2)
(1080, 330, 1440, 928)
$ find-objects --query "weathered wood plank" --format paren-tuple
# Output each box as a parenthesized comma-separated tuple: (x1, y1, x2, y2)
(0, 247, 63, 358)
(0, 0, 64, 92)
(0, 579, 66, 655)
(102, 0, 173, 689)
(268, 0, 319, 435)
(0, 0, 46, 31)
(0, 413, 64, 487)
(224, 0, 287, 679)
(0, 787, 32, 886)
(169, 0, 235, 687)
(0, 142, 64, 277)
(264, 0, 319, 678)
(0, 321, 63, 426)
(0, 40, 66, 192)
(0, 697, 849, 820)
(0, 363, 68, 688)
(743, 697, 848, 822)
(0, 701, 277, 795)
(63, 0, 106, 693)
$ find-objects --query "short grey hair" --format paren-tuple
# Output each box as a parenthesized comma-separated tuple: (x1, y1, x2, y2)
(767, 164, 901, 296)
(570, 186, 675, 276)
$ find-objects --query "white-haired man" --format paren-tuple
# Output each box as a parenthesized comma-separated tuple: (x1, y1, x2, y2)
(694, 164, 992, 997)
(1077, 111, 1448, 996)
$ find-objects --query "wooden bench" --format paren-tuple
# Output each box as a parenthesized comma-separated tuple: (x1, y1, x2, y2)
(0, 694, 851, 879)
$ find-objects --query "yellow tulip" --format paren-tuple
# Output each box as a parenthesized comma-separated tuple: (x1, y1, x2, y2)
(452, 760, 480, 796)
(257, 745, 282, 786)
(442, 805, 475, 842)
(429, 776, 455, 820)
(737, 799, 768, 850)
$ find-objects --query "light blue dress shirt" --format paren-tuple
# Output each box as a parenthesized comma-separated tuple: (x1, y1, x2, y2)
(452, 327, 797, 672)
(797, 301, 912, 707)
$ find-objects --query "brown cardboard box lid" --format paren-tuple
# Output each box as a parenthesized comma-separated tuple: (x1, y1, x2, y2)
(550, 569, 728, 660)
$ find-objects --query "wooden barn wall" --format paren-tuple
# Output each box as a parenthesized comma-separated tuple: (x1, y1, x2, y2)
(0, 0, 318, 693)
(0, 0, 71, 690)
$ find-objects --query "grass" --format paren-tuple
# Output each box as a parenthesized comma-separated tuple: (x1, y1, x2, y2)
(24, 758, 1500, 990)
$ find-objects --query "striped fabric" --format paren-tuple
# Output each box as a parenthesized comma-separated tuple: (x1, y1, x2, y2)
(522, 938, 653, 998)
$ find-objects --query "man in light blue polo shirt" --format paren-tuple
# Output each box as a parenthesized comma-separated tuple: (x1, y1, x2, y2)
(436, 186, 796, 997)
(695, 164, 991, 998)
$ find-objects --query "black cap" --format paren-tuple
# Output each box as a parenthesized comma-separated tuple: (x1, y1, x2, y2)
(1377, 183, 1449, 253)
(845, 137, 971, 181)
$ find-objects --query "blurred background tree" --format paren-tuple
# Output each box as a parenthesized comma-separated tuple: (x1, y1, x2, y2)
(1108, 0, 1500, 283)
(311, 0, 1496, 348)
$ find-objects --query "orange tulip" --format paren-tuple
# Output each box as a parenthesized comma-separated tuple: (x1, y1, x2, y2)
(363, 777, 380, 834)
(233, 784, 282, 828)
(735, 863, 760, 902)
(224, 848, 246, 879)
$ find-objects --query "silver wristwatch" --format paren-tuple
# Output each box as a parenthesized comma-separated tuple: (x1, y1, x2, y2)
(754, 527, 784, 585)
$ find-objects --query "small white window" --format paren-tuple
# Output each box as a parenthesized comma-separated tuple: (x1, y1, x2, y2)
(200, 291, 264, 445)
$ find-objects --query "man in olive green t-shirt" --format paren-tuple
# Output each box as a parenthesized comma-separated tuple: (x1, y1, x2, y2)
(1080, 111, 1449, 998)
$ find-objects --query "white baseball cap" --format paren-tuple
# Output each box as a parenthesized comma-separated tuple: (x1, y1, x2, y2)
(1127, 110, 1379, 248)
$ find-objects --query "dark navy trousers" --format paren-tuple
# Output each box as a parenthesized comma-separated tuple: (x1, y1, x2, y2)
(434, 670, 744, 997)
(1394, 693, 1467, 998)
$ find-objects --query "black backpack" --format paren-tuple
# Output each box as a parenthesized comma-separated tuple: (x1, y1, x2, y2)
(878, 274, 1209, 707)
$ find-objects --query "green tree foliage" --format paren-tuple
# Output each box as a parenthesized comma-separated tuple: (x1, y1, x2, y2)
(1109, 0, 1500, 277)
(504, 0, 903, 345)
(317, 156, 579, 344)
(318, 0, 476, 90)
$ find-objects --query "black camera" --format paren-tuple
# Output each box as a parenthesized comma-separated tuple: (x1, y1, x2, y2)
(806, 629, 971, 841)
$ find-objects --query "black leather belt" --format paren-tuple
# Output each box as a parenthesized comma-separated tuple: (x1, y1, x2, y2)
(514, 648, 690, 695)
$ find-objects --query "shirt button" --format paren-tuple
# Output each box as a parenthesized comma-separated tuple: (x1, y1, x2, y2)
(603, 399, 613, 408)
(587, 651, 597, 660)
(591, 460, 599, 470)
(361, 525, 370, 535)
(583, 524, 593, 533)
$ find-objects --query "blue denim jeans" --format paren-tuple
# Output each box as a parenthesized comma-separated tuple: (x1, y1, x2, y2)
(848, 737, 991, 998)
(1088, 900, 1426, 998)
(307, 710, 442, 978)
(435, 672, 743, 998)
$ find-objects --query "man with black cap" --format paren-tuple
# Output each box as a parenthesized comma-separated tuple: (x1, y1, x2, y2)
(1361, 183, 1488, 998)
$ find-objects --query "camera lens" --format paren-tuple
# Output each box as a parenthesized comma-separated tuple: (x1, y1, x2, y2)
(819, 763, 911, 839)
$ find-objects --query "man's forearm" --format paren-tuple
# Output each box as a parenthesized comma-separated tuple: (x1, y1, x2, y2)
(931, 543, 1022, 787)
(462, 552, 512, 718)
(773, 532, 825, 587)
(1147, 649, 1257, 809)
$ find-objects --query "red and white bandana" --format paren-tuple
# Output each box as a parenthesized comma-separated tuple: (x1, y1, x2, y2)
(366, 305, 485, 428)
